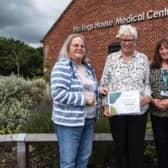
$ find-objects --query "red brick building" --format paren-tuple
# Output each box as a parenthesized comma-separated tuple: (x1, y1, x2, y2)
(42, 0, 168, 80)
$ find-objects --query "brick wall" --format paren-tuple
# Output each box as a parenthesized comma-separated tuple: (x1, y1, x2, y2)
(43, 0, 168, 80)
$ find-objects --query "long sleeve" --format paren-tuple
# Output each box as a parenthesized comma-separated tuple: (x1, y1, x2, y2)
(144, 57, 152, 97)
(51, 60, 86, 107)
(100, 55, 112, 105)
(100, 55, 112, 88)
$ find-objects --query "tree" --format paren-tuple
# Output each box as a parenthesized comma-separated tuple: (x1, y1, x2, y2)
(0, 37, 43, 78)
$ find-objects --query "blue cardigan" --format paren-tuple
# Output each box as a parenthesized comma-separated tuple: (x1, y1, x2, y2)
(51, 58, 98, 127)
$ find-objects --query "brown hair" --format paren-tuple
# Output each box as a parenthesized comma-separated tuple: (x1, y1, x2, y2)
(151, 39, 168, 69)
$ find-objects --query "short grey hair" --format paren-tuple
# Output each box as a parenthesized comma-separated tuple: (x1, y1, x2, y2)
(116, 24, 138, 40)
(58, 33, 89, 63)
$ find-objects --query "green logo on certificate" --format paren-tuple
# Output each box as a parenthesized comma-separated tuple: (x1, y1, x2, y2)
(108, 91, 140, 115)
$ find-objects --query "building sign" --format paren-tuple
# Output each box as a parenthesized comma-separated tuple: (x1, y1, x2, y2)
(73, 7, 168, 33)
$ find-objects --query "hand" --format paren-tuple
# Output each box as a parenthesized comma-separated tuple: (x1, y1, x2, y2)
(99, 87, 109, 96)
(103, 106, 113, 118)
(86, 95, 95, 106)
(159, 100, 168, 110)
(140, 96, 151, 106)
(160, 99, 168, 106)
(151, 98, 160, 106)
(152, 99, 168, 110)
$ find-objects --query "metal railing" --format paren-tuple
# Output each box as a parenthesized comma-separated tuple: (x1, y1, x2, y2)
(0, 133, 153, 168)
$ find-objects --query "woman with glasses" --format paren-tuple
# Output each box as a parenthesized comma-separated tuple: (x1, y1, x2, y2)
(150, 39, 168, 168)
(51, 33, 107, 168)
(100, 25, 151, 168)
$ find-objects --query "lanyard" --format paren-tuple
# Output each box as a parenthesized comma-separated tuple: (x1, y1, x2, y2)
(161, 69, 168, 88)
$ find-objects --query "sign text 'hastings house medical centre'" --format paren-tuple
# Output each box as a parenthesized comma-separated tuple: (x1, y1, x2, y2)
(73, 7, 168, 33)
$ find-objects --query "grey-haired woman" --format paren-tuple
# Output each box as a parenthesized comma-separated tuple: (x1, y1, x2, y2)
(51, 33, 107, 168)
(101, 25, 151, 168)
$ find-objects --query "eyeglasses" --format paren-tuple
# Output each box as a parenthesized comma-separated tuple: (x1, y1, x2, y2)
(120, 39, 135, 43)
(71, 44, 85, 48)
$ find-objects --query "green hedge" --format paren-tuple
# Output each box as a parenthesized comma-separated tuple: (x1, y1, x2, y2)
(0, 75, 52, 134)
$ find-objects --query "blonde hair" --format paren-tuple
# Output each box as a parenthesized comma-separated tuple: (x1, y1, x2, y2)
(58, 33, 89, 63)
(116, 24, 138, 40)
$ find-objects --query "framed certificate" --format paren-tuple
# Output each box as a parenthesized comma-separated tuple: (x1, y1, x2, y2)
(108, 90, 140, 115)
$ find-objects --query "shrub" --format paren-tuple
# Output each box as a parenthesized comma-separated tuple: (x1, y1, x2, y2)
(0, 75, 52, 134)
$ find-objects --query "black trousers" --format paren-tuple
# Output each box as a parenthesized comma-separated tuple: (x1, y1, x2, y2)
(109, 113, 147, 168)
(151, 115, 168, 168)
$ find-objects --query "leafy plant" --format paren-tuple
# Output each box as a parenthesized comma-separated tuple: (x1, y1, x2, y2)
(0, 75, 51, 134)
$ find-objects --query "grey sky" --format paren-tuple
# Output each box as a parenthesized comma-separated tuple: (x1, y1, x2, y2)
(0, 0, 72, 47)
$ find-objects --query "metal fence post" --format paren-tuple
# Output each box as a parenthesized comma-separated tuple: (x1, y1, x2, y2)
(16, 134, 26, 168)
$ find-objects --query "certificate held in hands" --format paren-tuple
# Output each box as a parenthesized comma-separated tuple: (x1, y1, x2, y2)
(108, 90, 140, 115)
